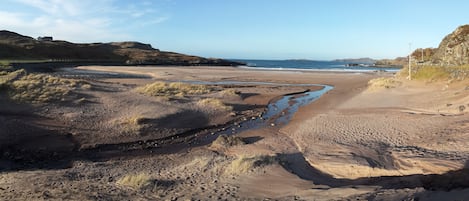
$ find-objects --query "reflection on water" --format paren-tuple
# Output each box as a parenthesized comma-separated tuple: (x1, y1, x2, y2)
(210, 84, 333, 136)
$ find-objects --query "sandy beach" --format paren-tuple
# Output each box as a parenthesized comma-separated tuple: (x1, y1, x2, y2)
(1, 66, 469, 200)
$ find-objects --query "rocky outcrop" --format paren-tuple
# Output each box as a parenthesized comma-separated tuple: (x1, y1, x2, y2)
(374, 25, 469, 67)
(431, 25, 469, 65)
(334, 58, 376, 63)
(411, 48, 437, 63)
(374, 57, 407, 67)
(0, 30, 244, 66)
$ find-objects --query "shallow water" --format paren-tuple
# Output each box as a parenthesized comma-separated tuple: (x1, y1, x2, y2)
(211, 84, 333, 136)
(176, 79, 333, 131)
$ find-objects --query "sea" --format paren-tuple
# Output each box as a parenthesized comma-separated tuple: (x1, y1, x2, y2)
(231, 59, 401, 72)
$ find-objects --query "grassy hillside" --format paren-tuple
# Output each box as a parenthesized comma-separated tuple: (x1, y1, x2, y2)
(403, 64, 469, 81)
(0, 30, 243, 66)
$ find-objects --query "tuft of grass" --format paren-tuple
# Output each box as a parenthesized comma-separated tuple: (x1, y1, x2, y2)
(116, 172, 152, 189)
(0, 69, 80, 103)
(368, 77, 402, 91)
(211, 134, 245, 149)
(197, 98, 232, 111)
(220, 88, 240, 97)
(226, 154, 277, 175)
(136, 81, 213, 98)
(0, 69, 25, 91)
(8, 73, 76, 103)
(118, 116, 147, 133)
(125, 116, 147, 125)
(80, 83, 92, 90)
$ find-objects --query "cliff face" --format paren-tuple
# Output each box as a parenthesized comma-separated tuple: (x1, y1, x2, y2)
(431, 25, 469, 65)
(0, 30, 243, 66)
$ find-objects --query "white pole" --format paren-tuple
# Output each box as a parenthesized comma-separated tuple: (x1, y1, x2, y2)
(421, 48, 424, 62)
(408, 43, 412, 80)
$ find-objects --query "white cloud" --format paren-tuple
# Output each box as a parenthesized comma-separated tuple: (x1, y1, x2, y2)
(0, 11, 26, 27)
(13, 0, 84, 16)
(139, 16, 169, 26)
(2, 0, 169, 42)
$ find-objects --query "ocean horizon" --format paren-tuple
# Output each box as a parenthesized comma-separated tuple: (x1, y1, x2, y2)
(231, 59, 401, 72)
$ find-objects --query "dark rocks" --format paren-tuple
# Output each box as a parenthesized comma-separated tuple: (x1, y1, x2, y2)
(430, 25, 469, 65)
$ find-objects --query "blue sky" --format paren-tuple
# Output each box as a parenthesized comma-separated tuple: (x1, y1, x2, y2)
(1, 0, 468, 60)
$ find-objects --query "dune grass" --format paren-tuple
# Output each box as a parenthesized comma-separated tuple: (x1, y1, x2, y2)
(196, 98, 232, 111)
(125, 115, 147, 125)
(400, 65, 469, 81)
(117, 115, 147, 134)
(412, 66, 450, 81)
(226, 154, 277, 175)
(211, 134, 245, 149)
(116, 172, 152, 189)
(370, 65, 469, 91)
(9, 73, 76, 103)
(136, 81, 213, 98)
(0, 69, 84, 103)
(220, 88, 240, 97)
(367, 77, 402, 91)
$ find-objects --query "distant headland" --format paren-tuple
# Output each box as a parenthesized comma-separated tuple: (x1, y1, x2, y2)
(0, 30, 244, 67)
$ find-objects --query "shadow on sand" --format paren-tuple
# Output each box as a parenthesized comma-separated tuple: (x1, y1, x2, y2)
(1, 87, 468, 195)
(278, 152, 469, 191)
(2, 122, 469, 196)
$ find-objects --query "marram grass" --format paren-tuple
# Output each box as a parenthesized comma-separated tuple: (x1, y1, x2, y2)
(136, 81, 212, 97)
(0, 69, 82, 103)
(116, 172, 152, 189)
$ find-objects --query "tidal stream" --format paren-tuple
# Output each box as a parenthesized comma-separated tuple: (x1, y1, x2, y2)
(59, 68, 334, 153)
(198, 82, 334, 138)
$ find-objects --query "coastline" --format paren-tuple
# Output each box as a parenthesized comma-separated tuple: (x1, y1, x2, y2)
(236, 65, 401, 73)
